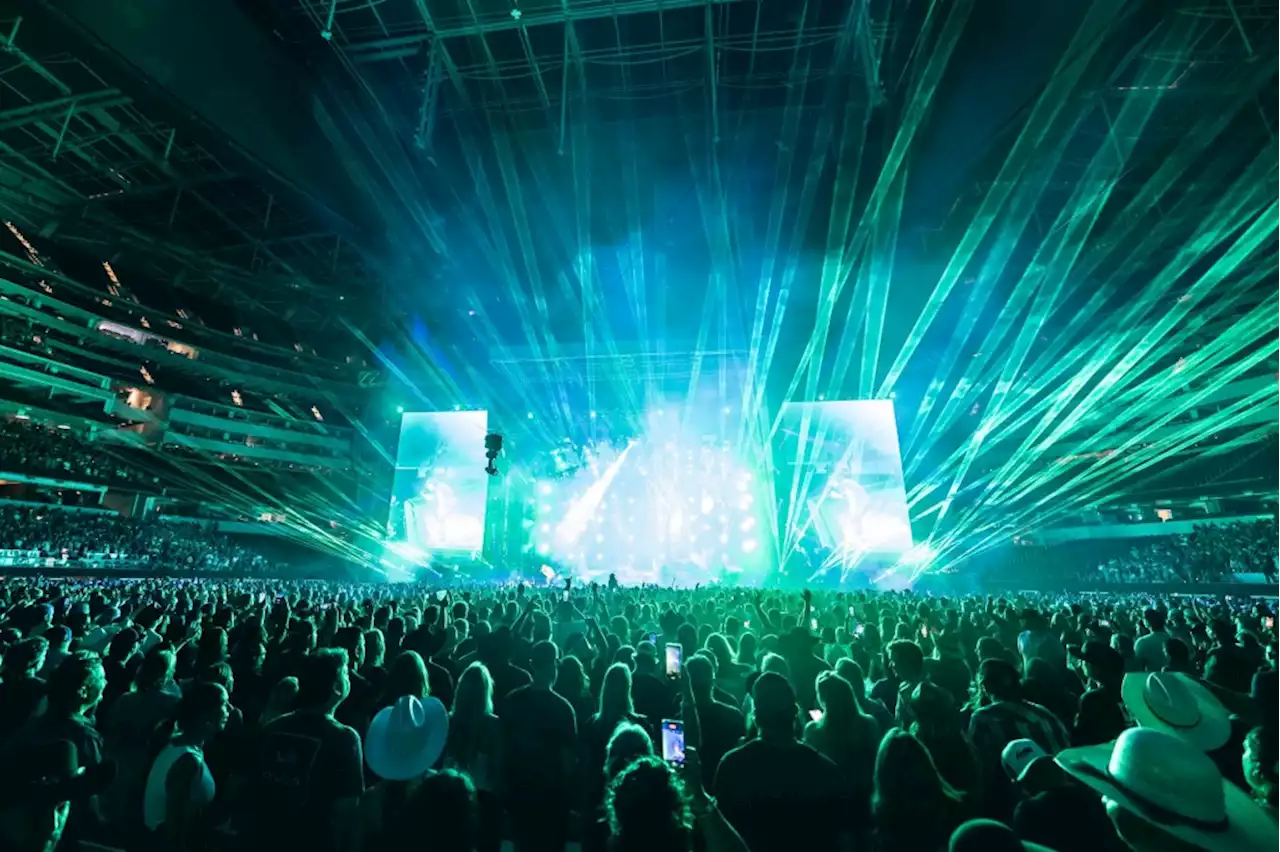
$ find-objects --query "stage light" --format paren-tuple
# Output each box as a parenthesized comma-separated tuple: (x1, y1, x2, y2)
(536, 543, 551, 555)
(722, 406, 731, 414)
(453, 404, 462, 411)
(595, 533, 604, 543)
(740, 518, 755, 532)
(701, 496, 715, 513)
(719, 533, 729, 544)
(742, 539, 758, 553)
(736, 480, 749, 493)
(818, 394, 825, 401)
(540, 523, 550, 532)
(526, 412, 534, 419)
(396, 405, 405, 414)
(739, 494, 754, 510)
(596, 553, 603, 560)
(590, 410, 597, 419)
(540, 504, 551, 513)
(538, 482, 553, 495)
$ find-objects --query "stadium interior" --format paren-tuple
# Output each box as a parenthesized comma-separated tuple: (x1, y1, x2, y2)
(1, 4, 1279, 852)
(0, 0, 1274, 590)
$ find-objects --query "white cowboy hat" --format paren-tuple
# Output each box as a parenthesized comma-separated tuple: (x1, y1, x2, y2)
(1121, 671, 1231, 752)
(364, 695, 449, 781)
(1056, 728, 1276, 852)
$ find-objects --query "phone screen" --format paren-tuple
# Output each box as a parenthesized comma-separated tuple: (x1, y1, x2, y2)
(920, 625, 929, 638)
(1265, 616, 1275, 630)
(647, 632, 658, 645)
(809, 709, 823, 722)
(665, 643, 682, 677)
(855, 623, 865, 636)
(810, 618, 819, 632)
(562, 591, 570, 602)
(661, 719, 686, 765)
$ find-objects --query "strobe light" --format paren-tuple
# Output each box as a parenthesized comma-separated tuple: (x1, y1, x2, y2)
(484, 432, 504, 476)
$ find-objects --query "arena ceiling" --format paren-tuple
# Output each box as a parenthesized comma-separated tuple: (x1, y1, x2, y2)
(2, 0, 1277, 554)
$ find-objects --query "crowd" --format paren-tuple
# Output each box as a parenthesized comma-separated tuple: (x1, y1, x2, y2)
(0, 574, 1275, 852)
(1095, 520, 1278, 584)
(0, 419, 155, 487)
(0, 506, 274, 573)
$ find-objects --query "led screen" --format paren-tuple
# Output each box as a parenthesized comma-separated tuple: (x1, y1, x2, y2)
(530, 405, 771, 586)
(774, 400, 913, 558)
(387, 411, 489, 554)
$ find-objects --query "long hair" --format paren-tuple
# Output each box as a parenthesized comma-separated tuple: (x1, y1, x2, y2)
(447, 662, 494, 770)
(596, 662, 634, 726)
(384, 650, 430, 707)
(554, 655, 588, 699)
(736, 633, 757, 666)
(606, 756, 693, 852)
(872, 730, 963, 840)
(705, 633, 736, 676)
(814, 672, 876, 754)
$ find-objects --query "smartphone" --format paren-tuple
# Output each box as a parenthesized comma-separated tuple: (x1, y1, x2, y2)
(920, 625, 929, 638)
(647, 632, 658, 645)
(848, 605, 855, 618)
(661, 719, 686, 766)
(1265, 616, 1275, 630)
(855, 623, 865, 636)
(809, 709, 823, 722)
(810, 618, 819, 632)
(562, 591, 570, 602)
(665, 643, 682, 677)
(744, 620, 751, 629)
(258, 592, 267, 605)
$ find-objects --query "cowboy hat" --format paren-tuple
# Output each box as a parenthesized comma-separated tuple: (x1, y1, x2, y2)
(364, 695, 449, 781)
(1056, 728, 1275, 852)
(1121, 672, 1231, 752)
(1066, 640, 1123, 675)
(0, 741, 115, 807)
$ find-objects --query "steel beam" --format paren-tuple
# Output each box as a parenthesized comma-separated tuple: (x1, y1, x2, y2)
(0, 89, 130, 131)
(347, 0, 743, 59)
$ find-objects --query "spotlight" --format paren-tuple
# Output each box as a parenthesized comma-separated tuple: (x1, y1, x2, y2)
(742, 539, 758, 553)
(396, 405, 405, 414)
(484, 432, 504, 476)
(538, 482, 553, 495)
(526, 412, 534, 419)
